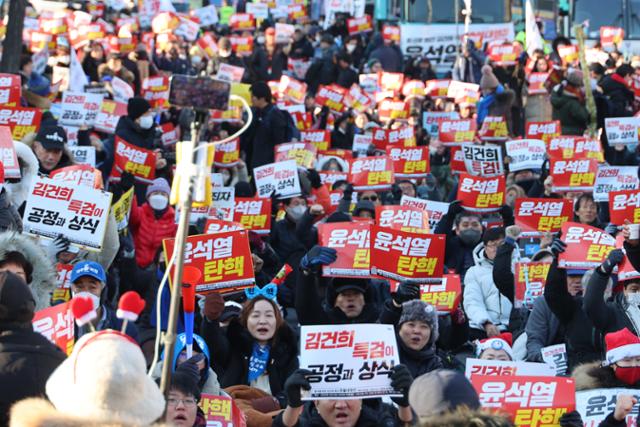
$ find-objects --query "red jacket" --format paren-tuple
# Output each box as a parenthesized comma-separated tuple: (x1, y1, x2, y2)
(129, 200, 177, 268)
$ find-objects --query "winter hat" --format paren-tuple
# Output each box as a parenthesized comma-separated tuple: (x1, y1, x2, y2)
(70, 260, 106, 284)
(566, 69, 584, 87)
(0, 271, 35, 325)
(479, 65, 499, 91)
(409, 370, 480, 420)
(36, 125, 67, 150)
(127, 96, 151, 121)
(399, 299, 439, 346)
(331, 277, 369, 295)
(325, 211, 352, 223)
(352, 200, 375, 217)
(475, 332, 514, 359)
(46, 330, 165, 424)
(605, 328, 640, 366)
(146, 177, 171, 198)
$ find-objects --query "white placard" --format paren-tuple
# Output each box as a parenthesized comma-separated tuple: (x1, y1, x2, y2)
(59, 92, 104, 127)
(352, 134, 372, 157)
(69, 146, 96, 167)
(593, 166, 639, 202)
(605, 117, 640, 145)
(192, 5, 219, 26)
(541, 344, 568, 376)
(576, 388, 640, 426)
(400, 195, 449, 231)
(505, 139, 547, 172)
(465, 358, 556, 379)
(253, 160, 301, 199)
(111, 76, 134, 103)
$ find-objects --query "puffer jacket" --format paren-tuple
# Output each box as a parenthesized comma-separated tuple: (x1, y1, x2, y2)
(128, 200, 177, 269)
(551, 84, 589, 136)
(463, 244, 512, 332)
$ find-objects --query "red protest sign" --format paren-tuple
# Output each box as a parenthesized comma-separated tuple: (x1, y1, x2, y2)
(50, 164, 103, 189)
(472, 375, 575, 423)
(347, 15, 373, 35)
(558, 222, 616, 269)
(349, 156, 394, 191)
(0, 126, 19, 178)
(141, 75, 170, 108)
(438, 119, 477, 145)
(527, 72, 550, 95)
(386, 146, 430, 178)
(301, 129, 330, 152)
(420, 274, 462, 313)
(402, 80, 426, 99)
(488, 43, 519, 66)
(32, 302, 74, 355)
(112, 137, 157, 183)
(151, 12, 180, 34)
(229, 13, 255, 32)
(274, 142, 317, 169)
(53, 262, 73, 303)
(376, 205, 430, 233)
(382, 25, 400, 43)
(378, 99, 410, 122)
(318, 221, 371, 278)
(379, 72, 404, 93)
(478, 116, 509, 142)
(233, 197, 271, 234)
(515, 198, 573, 236)
(558, 45, 579, 65)
(370, 225, 445, 283)
(0, 106, 42, 140)
(548, 136, 603, 162)
(315, 84, 347, 114)
(0, 74, 21, 106)
(525, 120, 560, 145)
(199, 394, 247, 427)
(515, 262, 550, 308)
(609, 189, 640, 224)
(373, 127, 416, 150)
(163, 230, 255, 295)
(197, 33, 218, 60)
(279, 75, 307, 104)
(425, 79, 451, 98)
(94, 100, 127, 134)
(213, 138, 240, 167)
(600, 26, 624, 47)
(160, 122, 179, 147)
(229, 35, 254, 57)
(457, 173, 505, 212)
(550, 158, 598, 192)
(204, 218, 244, 234)
(447, 80, 480, 105)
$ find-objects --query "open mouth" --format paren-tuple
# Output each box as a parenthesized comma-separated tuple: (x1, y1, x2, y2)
(173, 414, 187, 422)
(346, 304, 356, 311)
(411, 336, 421, 344)
(335, 411, 349, 420)
(257, 327, 269, 334)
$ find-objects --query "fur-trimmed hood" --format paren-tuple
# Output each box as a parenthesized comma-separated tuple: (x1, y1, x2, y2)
(572, 361, 639, 391)
(0, 232, 56, 310)
(10, 398, 169, 427)
(5, 140, 39, 209)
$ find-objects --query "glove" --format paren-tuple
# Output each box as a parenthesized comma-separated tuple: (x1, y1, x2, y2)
(447, 200, 463, 217)
(306, 169, 322, 189)
(343, 183, 354, 201)
(605, 223, 619, 236)
(284, 369, 312, 408)
(120, 171, 135, 192)
(47, 234, 70, 259)
(601, 248, 625, 275)
(300, 246, 337, 270)
(249, 231, 266, 253)
(499, 204, 514, 223)
(392, 282, 420, 305)
(176, 354, 205, 385)
(389, 364, 413, 407)
(559, 410, 584, 427)
(550, 238, 567, 256)
(203, 292, 225, 321)
(250, 396, 280, 413)
(391, 184, 403, 203)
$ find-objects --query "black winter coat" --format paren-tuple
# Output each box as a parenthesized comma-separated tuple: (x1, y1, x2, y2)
(240, 104, 287, 173)
(0, 189, 22, 232)
(600, 74, 634, 117)
(115, 116, 156, 150)
(0, 327, 66, 426)
(201, 318, 298, 407)
(271, 401, 399, 427)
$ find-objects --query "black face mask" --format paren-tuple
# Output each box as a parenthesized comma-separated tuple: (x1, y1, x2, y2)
(459, 229, 482, 247)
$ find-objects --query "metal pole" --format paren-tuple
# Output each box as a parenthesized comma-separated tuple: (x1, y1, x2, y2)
(574, 25, 598, 138)
(159, 117, 199, 395)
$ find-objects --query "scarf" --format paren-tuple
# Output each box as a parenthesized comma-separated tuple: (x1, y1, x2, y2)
(625, 299, 640, 336)
(248, 342, 270, 383)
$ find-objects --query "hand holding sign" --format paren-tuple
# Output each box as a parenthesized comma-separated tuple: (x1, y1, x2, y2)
(285, 369, 313, 408)
(614, 395, 637, 422)
(300, 246, 337, 271)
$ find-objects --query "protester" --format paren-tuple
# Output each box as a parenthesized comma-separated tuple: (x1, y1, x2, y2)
(30, 125, 73, 175)
(551, 69, 590, 135)
(475, 333, 514, 361)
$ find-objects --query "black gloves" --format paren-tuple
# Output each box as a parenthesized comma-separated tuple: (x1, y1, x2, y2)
(392, 282, 420, 305)
(550, 238, 567, 256)
(300, 246, 337, 271)
(306, 169, 322, 189)
(446, 200, 463, 217)
(498, 204, 515, 226)
(389, 364, 413, 407)
(120, 171, 135, 192)
(559, 410, 584, 427)
(600, 249, 625, 275)
(343, 183, 354, 201)
(285, 369, 312, 408)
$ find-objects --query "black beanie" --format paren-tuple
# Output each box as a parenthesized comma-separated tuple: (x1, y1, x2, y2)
(127, 97, 151, 121)
(0, 271, 35, 325)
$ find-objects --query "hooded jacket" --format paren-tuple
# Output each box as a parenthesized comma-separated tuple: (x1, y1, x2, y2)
(272, 401, 399, 427)
(573, 361, 639, 391)
(0, 232, 56, 311)
(551, 84, 590, 136)
(600, 73, 634, 117)
(524, 297, 562, 363)
(128, 200, 177, 269)
(115, 116, 156, 151)
(463, 244, 512, 332)
(5, 141, 39, 212)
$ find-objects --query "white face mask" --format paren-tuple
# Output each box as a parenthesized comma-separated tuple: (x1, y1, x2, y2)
(191, 55, 202, 65)
(139, 115, 154, 130)
(287, 205, 306, 221)
(257, 36, 265, 45)
(628, 293, 640, 306)
(346, 44, 357, 53)
(72, 291, 100, 310)
(148, 194, 169, 211)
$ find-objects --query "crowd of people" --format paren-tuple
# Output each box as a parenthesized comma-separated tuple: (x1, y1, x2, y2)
(3, 0, 640, 426)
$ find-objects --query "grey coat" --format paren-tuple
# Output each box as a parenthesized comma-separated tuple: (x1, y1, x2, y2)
(524, 297, 560, 362)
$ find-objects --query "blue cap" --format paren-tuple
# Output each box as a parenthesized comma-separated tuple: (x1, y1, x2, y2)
(566, 269, 586, 276)
(70, 261, 106, 284)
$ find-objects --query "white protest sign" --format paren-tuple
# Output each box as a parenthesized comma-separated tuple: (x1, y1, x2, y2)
(461, 143, 504, 177)
(300, 323, 401, 400)
(69, 146, 96, 167)
(605, 117, 640, 145)
(215, 63, 245, 83)
(465, 358, 556, 379)
(32, 47, 49, 75)
(60, 92, 104, 127)
(541, 344, 568, 376)
(111, 76, 134, 103)
(593, 166, 639, 202)
(422, 111, 460, 139)
(352, 134, 372, 157)
(175, 16, 200, 42)
(253, 160, 301, 199)
(22, 177, 112, 251)
(275, 23, 295, 44)
(400, 195, 449, 231)
(0, 127, 20, 178)
(192, 5, 218, 26)
(576, 388, 640, 426)
(505, 139, 546, 172)
(211, 186, 235, 222)
(246, 2, 268, 20)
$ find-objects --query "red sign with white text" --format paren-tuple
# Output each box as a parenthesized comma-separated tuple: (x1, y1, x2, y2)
(112, 137, 156, 183)
(550, 158, 598, 192)
(420, 274, 462, 313)
(386, 146, 430, 178)
(233, 197, 272, 235)
(376, 205, 430, 233)
(558, 222, 616, 269)
(349, 156, 394, 191)
(457, 173, 505, 212)
(525, 120, 560, 145)
(32, 302, 74, 355)
(438, 119, 477, 145)
(318, 221, 371, 278)
(609, 189, 640, 224)
(514, 198, 574, 236)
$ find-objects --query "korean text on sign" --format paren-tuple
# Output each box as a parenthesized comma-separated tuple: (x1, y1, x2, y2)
(558, 222, 616, 269)
(514, 198, 573, 236)
(318, 221, 371, 278)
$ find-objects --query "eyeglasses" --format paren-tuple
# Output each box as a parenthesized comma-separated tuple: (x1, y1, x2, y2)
(167, 398, 197, 407)
(361, 195, 378, 202)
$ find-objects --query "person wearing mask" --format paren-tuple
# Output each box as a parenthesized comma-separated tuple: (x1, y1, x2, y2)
(0, 271, 65, 426)
(475, 333, 514, 361)
(290, 28, 314, 60)
(551, 69, 589, 136)
(600, 64, 635, 117)
(31, 126, 74, 176)
(69, 260, 137, 340)
(115, 97, 157, 150)
(250, 27, 288, 82)
(343, 35, 364, 69)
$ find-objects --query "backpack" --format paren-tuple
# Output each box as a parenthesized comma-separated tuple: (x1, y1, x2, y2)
(266, 105, 300, 142)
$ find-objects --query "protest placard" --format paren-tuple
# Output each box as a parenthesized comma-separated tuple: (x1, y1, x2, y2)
(274, 142, 317, 169)
(457, 173, 505, 212)
(377, 99, 410, 121)
(466, 359, 557, 379)
(514, 262, 550, 308)
(191, 5, 218, 26)
(609, 189, 640, 224)
(420, 274, 461, 313)
(605, 117, 639, 145)
(50, 164, 103, 189)
(141, 75, 170, 108)
(370, 225, 445, 283)
(386, 146, 429, 178)
(422, 111, 459, 139)
(461, 144, 504, 176)
(59, 91, 104, 127)
(382, 24, 400, 43)
(525, 120, 560, 144)
(349, 156, 394, 191)
(204, 218, 244, 234)
(514, 198, 573, 236)
(505, 139, 546, 172)
(576, 388, 640, 427)
(315, 84, 347, 114)
(111, 137, 156, 183)
(487, 43, 519, 66)
(253, 160, 302, 199)
(318, 221, 371, 278)
(233, 197, 271, 235)
(32, 302, 74, 355)
(163, 229, 255, 295)
(527, 72, 550, 95)
(550, 158, 598, 192)
(0, 74, 21, 106)
(424, 79, 451, 98)
(347, 15, 373, 34)
(548, 136, 603, 161)
(376, 205, 430, 234)
(0, 126, 19, 178)
(402, 80, 425, 99)
(478, 116, 509, 141)
(438, 119, 476, 145)
(299, 323, 400, 399)
(94, 99, 127, 134)
(199, 394, 247, 427)
(111, 187, 134, 232)
(300, 129, 331, 152)
(400, 195, 449, 231)
(541, 344, 568, 376)
(558, 222, 616, 269)
(593, 166, 639, 202)
(0, 106, 42, 140)
(52, 262, 73, 303)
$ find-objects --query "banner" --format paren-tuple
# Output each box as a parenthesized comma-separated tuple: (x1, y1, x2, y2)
(593, 166, 639, 202)
(94, 99, 127, 134)
(541, 344, 568, 376)
(514, 198, 573, 236)
(23, 177, 112, 251)
(400, 195, 449, 231)
(576, 388, 640, 427)
(386, 146, 429, 178)
(600, 26, 625, 48)
(112, 137, 157, 183)
(0, 106, 42, 140)
(457, 173, 505, 212)
(505, 139, 546, 172)
(472, 375, 575, 424)
(199, 394, 247, 427)
(300, 323, 400, 399)
(233, 197, 271, 234)
(438, 119, 477, 145)
(50, 164, 103, 189)
(59, 92, 104, 127)
(254, 160, 301, 198)
(318, 221, 371, 278)
(274, 142, 317, 169)
(478, 116, 509, 142)
(605, 117, 640, 145)
(370, 225, 445, 283)
(32, 302, 74, 355)
(610, 189, 640, 224)
(420, 274, 461, 313)
(461, 144, 504, 177)
(376, 205, 429, 234)
(558, 222, 616, 269)
(466, 359, 556, 379)
(314, 84, 347, 114)
(525, 120, 560, 144)
(0, 126, 19, 178)
(550, 158, 598, 192)
(548, 136, 603, 161)
(349, 156, 394, 191)
(514, 262, 550, 309)
(111, 187, 134, 232)
(163, 230, 255, 295)
(0, 74, 21, 106)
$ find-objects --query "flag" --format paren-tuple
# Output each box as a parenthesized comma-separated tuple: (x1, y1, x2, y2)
(525, 0, 544, 56)
(68, 48, 88, 93)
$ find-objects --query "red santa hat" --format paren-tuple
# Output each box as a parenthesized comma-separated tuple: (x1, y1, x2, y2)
(605, 328, 640, 365)
(475, 332, 514, 359)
